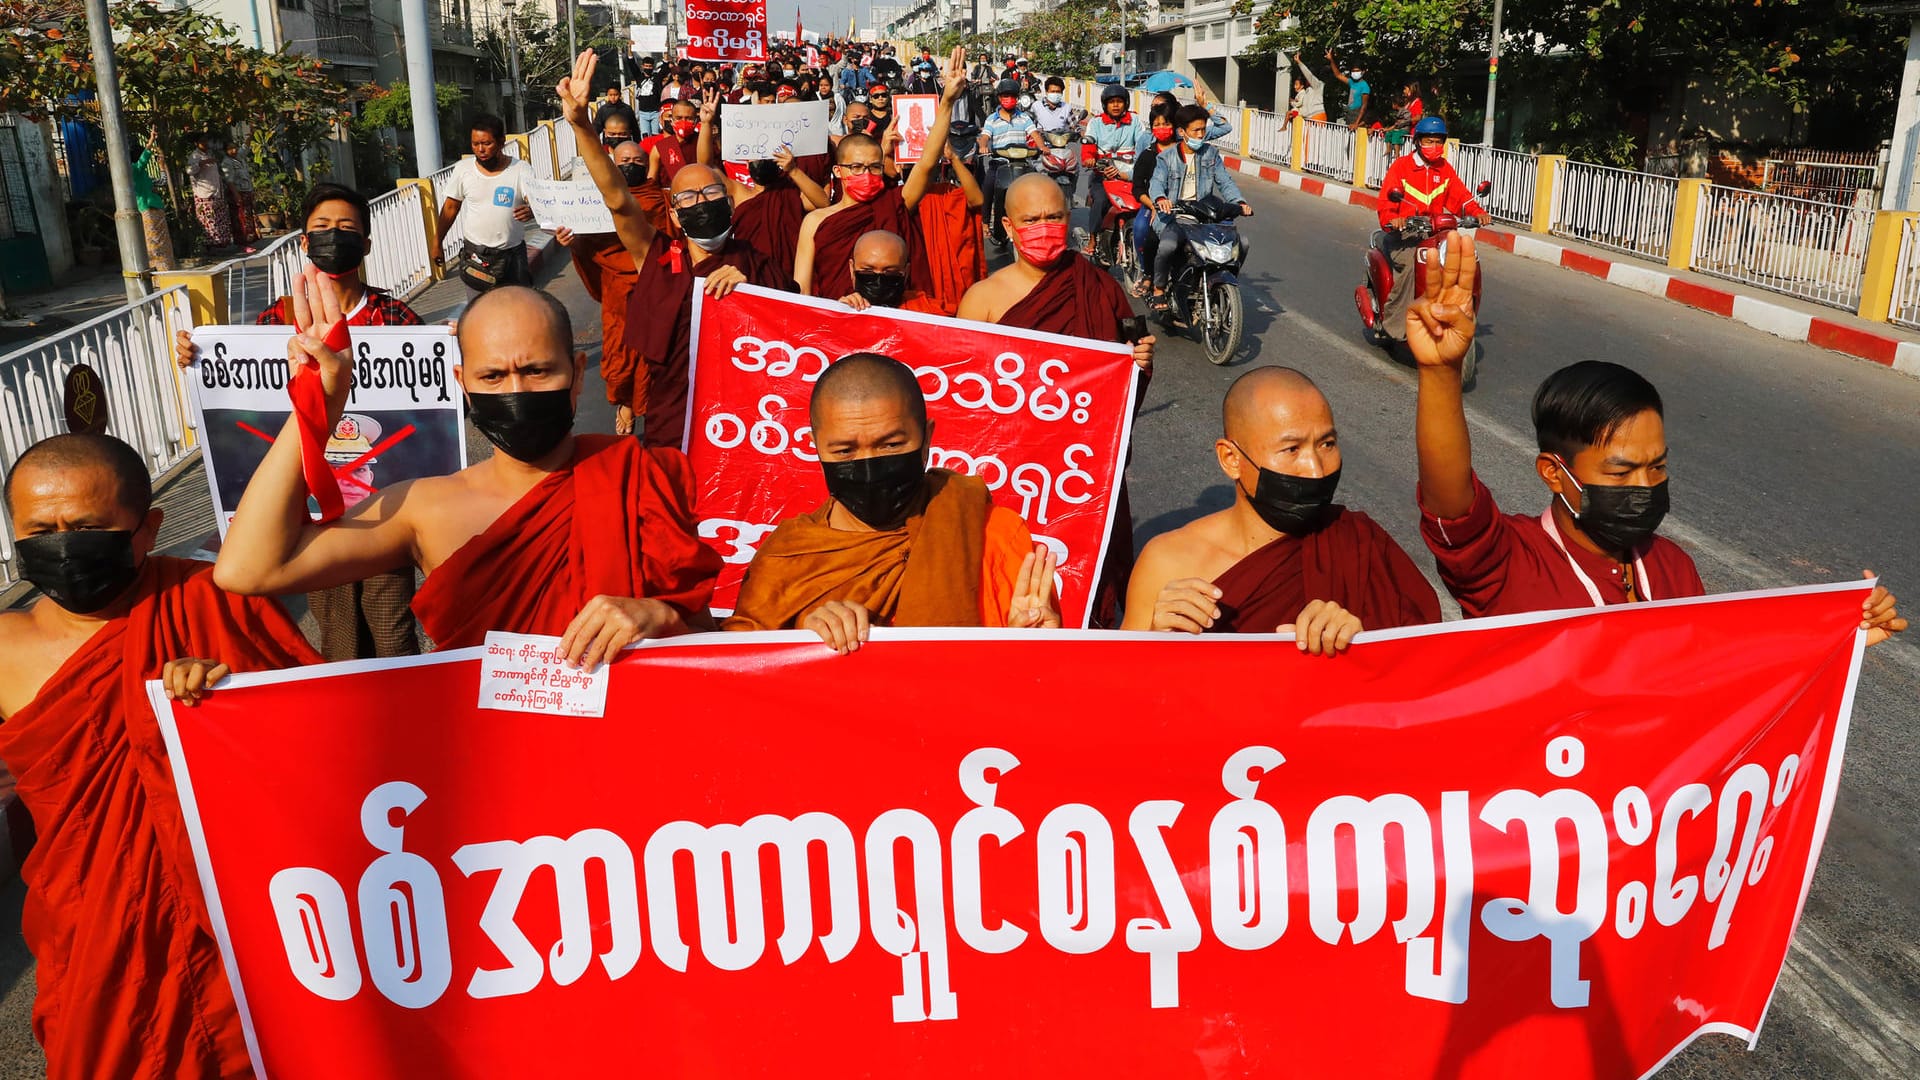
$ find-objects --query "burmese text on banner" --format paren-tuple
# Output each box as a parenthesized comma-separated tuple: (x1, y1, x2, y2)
(154, 583, 1867, 1078)
(682, 0, 767, 62)
(683, 284, 1139, 626)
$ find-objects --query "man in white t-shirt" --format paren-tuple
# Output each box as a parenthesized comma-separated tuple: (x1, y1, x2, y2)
(432, 113, 538, 298)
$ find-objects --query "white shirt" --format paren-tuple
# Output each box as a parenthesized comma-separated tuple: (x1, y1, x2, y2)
(443, 156, 535, 249)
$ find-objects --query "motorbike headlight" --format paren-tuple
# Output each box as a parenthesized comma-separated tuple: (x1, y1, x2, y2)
(1196, 241, 1237, 262)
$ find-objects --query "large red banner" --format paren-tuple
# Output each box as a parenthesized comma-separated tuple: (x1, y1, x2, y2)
(155, 583, 1868, 1078)
(683, 285, 1139, 626)
(682, 0, 768, 61)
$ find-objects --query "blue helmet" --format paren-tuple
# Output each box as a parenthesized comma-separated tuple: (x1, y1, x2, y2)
(1413, 116, 1448, 139)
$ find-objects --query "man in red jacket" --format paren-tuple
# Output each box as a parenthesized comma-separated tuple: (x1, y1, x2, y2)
(1375, 116, 1485, 325)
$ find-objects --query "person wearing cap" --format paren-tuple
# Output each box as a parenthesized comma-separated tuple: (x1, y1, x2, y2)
(1084, 82, 1144, 256)
(906, 62, 939, 96)
(633, 56, 663, 136)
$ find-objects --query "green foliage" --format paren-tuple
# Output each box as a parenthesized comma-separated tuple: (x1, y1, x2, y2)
(477, 9, 619, 123)
(991, 0, 1143, 78)
(357, 81, 465, 133)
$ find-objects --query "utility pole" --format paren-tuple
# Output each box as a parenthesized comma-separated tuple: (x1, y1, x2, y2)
(1118, 0, 1126, 82)
(400, 0, 443, 172)
(503, 0, 527, 131)
(1480, 0, 1504, 145)
(567, 0, 578, 62)
(82, 0, 149, 304)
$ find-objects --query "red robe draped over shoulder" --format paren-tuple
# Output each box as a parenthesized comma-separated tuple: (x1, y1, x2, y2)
(625, 233, 795, 450)
(1207, 508, 1442, 633)
(0, 557, 320, 1080)
(733, 185, 809, 281)
(410, 435, 722, 648)
(808, 187, 932, 300)
(916, 183, 983, 315)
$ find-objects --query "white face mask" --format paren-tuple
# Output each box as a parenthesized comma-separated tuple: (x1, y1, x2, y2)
(1350, 70, 1364, 80)
(1046, 92, 1063, 104)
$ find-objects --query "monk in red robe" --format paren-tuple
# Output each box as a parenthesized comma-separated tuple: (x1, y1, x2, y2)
(649, 97, 703, 185)
(1125, 367, 1440, 652)
(560, 139, 658, 435)
(692, 98, 829, 274)
(915, 143, 988, 315)
(1410, 235, 1906, 638)
(833, 230, 948, 315)
(724, 352, 1058, 648)
(793, 48, 973, 300)
(0, 433, 322, 1079)
(214, 272, 721, 667)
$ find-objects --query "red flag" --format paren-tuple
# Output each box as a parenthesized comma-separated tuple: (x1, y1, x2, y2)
(794, 8, 802, 42)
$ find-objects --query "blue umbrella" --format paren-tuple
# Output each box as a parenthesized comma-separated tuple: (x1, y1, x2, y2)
(1141, 70, 1194, 92)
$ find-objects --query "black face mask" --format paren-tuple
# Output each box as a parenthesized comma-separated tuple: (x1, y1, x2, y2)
(466, 388, 575, 463)
(676, 197, 733, 245)
(1558, 464, 1670, 554)
(306, 228, 366, 276)
(17, 529, 140, 615)
(618, 162, 648, 187)
(822, 448, 926, 530)
(748, 159, 784, 187)
(853, 270, 908, 307)
(1235, 443, 1341, 536)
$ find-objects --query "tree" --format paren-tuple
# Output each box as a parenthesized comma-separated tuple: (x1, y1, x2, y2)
(995, 1, 1146, 78)
(477, 9, 620, 124)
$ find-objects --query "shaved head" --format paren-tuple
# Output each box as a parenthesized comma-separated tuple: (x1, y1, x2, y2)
(851, 230, 908, 271)
(669, 162, 727, 195)
(5, 433, 152, 519)
(1218, 366, 1340, 483)
(811, 352, 927, 436)
(611, 140, 645, 167)
(836, 133, 882, 163)
(457, 286, 574, 370)
(1005, 173, 1068, 221)
(1222, 366, 1328, 441)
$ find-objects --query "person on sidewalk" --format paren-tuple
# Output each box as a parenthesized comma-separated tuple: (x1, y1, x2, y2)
(220, 143, 257, 252)
(1287, 53, 1328, 122)
(1327, 50, 1371, 128)
(185, 133, 232, 252)
(432, 114, 537, 300)
(133, 130, 176, 272)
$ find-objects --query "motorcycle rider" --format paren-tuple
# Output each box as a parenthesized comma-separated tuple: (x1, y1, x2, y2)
(1084, 83, 1145, 256)
(978, 78, 1041, 245)
(1374, 115, 1486, 328)
(1033, 76, 1078, 132)
(1146, 103, 1253, 317)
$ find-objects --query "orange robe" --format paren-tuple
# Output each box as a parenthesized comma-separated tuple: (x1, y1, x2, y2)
(723, 470, 1031, 630)
(916, 182, 984, 315)
(410, 435, 722, 648)
(0, 557, 320, 1079)
(901, 290, 947, 315)
(808, 187, 933, 300)
(570, 231, 645, 415)
(1208, 508, 1441, 633)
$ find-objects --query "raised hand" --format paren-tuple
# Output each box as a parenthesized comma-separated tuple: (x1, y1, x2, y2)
(942, 46, 968, 103)
(557, 49, 598, 127)
(699, 88, 719, 125)
(773, 146, 797, 173)
(1007, 543, 1061, 628)
(1405, 230, 1478, 371)
(1279, 599, 1361, 656)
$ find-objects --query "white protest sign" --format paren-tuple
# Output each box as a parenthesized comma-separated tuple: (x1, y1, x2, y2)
(719, 100, 829, 164)
(185, 324, 467, 535)
(478, 632, 610, 717)
(629, 24, 668, 52)
(524, 177, 617, 234)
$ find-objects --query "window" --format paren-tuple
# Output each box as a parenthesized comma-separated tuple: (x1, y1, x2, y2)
(1211, 22, 1227, 40)
(1236, 17, 1252, 35)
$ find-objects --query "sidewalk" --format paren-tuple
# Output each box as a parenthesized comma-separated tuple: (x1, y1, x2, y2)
(1219, 152, 1920, 376)
(0, 265, 130, 351)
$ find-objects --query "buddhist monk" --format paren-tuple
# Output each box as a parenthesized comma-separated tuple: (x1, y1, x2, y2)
(916, 141, 988, 315)
(835, 229, 947, 314)
(558, 138, 658, 435)
(693, 96, 829, 274)
(959, 171, 1154, 626)
(649, 96, 703, 185)
(213, 271, 721, 666)
(560, 50, 795, 450)
(1124, 367, 1440, 653)
(724, 352, 1059, 650)
(1410, 234, 1904, 641)
(792, 48, 972, 301)
(0, 433, 322, 1078)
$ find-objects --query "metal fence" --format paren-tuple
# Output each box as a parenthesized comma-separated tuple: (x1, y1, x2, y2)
(1452, 143, 1539, 228)
(1245, 110, 1289, 167)
(0, 287, 197, 583)
(364, 183, 435, 300)
(1301, 119, 1354, 183)
(1550, 159, 1678, 262)
(554, 120, 577, 178)
(220, 230, 308, 325)
(1892, 216, 1920, 330)
(1690, 185, 1876, 312)
(427, 160, 466, 264)
(1363, 129, 1400, 189)
(527, 123, 556, 180)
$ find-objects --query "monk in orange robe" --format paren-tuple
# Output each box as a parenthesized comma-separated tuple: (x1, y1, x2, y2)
(561, 138, 669, 435)
(792, 48, 973, 302)
(832, 230, 948, 315)
(724, 352, 1059, 649)
(1124, 367, 1440, 652)
(214, 273, 720, 667)
(0, 433, 322, 1079)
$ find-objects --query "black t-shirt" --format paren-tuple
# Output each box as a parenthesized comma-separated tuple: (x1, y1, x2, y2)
(1132, 145, 1165, 202)
(634, 73, 660, 111)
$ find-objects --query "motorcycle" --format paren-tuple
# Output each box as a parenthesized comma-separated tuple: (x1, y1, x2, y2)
(1355, 180, 1492, 383)
(1159, 194, 1247, 366)
(1037, 129, 1080, 206)
(985, 144, 1039, 247)
(1087, 149, 1141, 279)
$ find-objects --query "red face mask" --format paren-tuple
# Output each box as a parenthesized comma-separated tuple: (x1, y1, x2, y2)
(1418, 144, 1445, 164)
(673, 120, 698, 140)
(1152, 124, 1175, 142)
(1013, 220, 1068, 268)
(843, 172, 885, 203)
(999, 95, 1019, 111)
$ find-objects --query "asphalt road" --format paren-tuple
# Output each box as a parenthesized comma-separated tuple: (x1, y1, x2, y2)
(2, 177, 1917, 1075)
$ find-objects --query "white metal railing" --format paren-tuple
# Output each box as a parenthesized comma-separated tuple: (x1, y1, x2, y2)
(1244, 109, 1288, 167)
(1452, 143, 1539, 228)
(1891, 217, 1920, 330)
(1691, 185, 1876, 311)
(527, 123, 556, 180)
(220, 231, 308, 325)
(364, 183, 434, 299)
(427, 160, 466, 265)
(0, 287, 198, 583)
(1550, 159, 1678, 262)
(554, 119, 578, 179)
(1301, 119, 1354, 183)
(1209, 107, 1241, 154)
(1364, 129, 1400, 189)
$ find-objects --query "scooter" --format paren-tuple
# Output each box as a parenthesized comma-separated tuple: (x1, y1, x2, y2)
(1160, 195, 1248, 366)
(1355, 180, 1491, 382)
(1087, 149, 1141, 279)
(985, 144, 1039, 247)
(1037, 129, 1080, 206)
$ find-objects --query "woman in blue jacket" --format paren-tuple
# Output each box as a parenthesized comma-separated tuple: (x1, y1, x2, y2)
(1146, 104, 1254, 314)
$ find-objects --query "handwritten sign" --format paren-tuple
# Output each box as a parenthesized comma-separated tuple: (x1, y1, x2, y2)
(893, 95, 937, 163)
(719, 100, 829, 164)
(684, 0, 767, 62)
(185, 325, 467, 535)
(524, 177, 616, 235)
(477, 632, 609, 717)
(628, 24, 668, 53)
